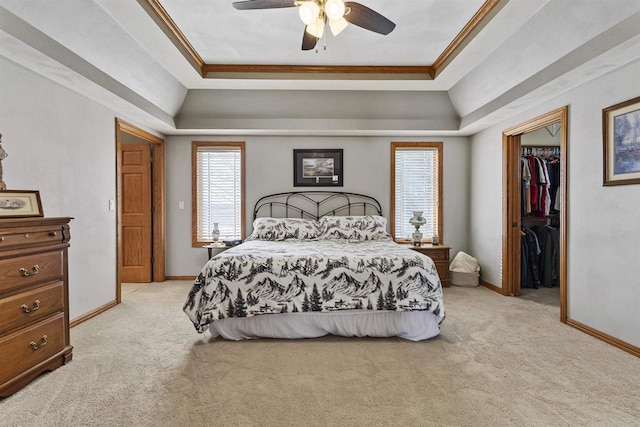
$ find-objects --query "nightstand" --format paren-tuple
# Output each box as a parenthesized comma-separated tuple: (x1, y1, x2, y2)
(204, 244, 228, 259)
(406, 244, 450, 288)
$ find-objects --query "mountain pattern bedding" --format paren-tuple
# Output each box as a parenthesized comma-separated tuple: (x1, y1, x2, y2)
(184, 240, 445, 333)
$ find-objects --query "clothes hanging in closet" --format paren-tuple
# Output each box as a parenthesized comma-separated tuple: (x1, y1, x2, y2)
(521, 225, 560, 288)
(521, 148, 560, 217)
(521, 227, 541, 289)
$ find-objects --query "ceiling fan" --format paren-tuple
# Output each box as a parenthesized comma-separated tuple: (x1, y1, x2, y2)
(231, 0, 396, 51)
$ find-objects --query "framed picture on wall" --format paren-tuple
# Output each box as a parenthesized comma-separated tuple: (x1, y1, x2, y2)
(293, 149, 343, 187)
(603, 96, 640, 186)
(0, 190, 44, 218)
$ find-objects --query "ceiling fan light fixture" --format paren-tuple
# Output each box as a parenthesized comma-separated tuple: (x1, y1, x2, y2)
(298, 1, 320, 25)
(325, 0, 346, 20)
(329, 17, 348, 36)
(306, 17, 325, 38)
(235, 0, 395, 51)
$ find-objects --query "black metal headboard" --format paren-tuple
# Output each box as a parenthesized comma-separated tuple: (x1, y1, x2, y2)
(253, 191, 383, 221)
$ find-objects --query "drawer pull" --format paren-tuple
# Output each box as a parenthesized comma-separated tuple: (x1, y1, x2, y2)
(24, 233, 30, 238)
(19, 265, 40, 277)
(49, 231, 58, 237)
(29, 335, 48, 350)
(21, 299, 41, 313)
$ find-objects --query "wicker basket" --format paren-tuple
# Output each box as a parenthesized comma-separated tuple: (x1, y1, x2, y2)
(450, 271, 480, 287)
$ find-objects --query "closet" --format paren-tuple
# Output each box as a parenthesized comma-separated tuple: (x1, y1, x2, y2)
(503, 106, 567, 319)
(520, 129, 561, 291)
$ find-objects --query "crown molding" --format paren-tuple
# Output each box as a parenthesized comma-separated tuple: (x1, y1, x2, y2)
(139, 0, 504, 80)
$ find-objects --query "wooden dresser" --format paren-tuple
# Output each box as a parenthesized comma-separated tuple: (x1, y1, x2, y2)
(407, 244, 451, 288)
(0, 217, 72, 397)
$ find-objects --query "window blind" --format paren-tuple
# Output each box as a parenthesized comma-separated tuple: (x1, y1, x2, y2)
(196, 147, 242, 242)
(394, 148, 439, 241)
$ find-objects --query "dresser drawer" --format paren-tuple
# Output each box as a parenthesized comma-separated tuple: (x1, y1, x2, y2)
(0, 313, 65, 385)
(421, 249, 449, 261)
(0, 282, 64, 334)
(0, 251, 64, 294)
(0, 226, 64, 250)
(409, 246, 450, 261)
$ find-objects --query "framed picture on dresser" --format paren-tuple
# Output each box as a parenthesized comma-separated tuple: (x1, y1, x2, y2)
(0, 190, 44, 217)
(603, 96, 640, 186)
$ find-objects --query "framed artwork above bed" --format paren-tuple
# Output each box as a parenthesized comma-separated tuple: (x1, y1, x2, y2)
(293, 149, 343, 187)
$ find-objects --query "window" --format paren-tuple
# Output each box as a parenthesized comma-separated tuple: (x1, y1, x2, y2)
(390, 142, 443, 243)
(192, 142, 245, 247)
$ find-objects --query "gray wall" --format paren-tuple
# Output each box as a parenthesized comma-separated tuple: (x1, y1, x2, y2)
(469, 59, 640, 347)
(0, 56, 120, 320)
(0, 52, 471, 321)
(4, 46, 638, 351)
(166, 135, 471, 275)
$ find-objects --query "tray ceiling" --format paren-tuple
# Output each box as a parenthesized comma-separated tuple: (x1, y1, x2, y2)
(139, 0, 498, 79)
(2, 0, 639, 135)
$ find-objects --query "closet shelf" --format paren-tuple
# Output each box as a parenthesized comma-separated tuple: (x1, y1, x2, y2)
(522, 214, 558, 223)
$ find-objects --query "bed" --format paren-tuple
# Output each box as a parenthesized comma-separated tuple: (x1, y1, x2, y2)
(183, 192, 445, 341)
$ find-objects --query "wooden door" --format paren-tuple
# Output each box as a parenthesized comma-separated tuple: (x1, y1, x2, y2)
(121, 143, 152, 282)
(503, 134, 522, 296)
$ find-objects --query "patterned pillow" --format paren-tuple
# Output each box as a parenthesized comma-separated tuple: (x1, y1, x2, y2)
(246, 217, 320, 241)
(318, 215, 392, 241)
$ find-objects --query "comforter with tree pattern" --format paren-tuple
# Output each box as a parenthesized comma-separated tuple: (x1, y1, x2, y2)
(184, 240, 445, 333)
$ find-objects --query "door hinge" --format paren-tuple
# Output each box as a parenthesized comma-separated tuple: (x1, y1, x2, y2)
(151, 257, 155, 264)
(151, 206, 155, 214)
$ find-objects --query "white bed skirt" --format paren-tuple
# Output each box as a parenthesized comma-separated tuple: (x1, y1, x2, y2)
(208, 310, 441, 341)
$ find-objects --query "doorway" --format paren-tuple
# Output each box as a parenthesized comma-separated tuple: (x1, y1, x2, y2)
(502, 107, 568, 323)
(115, 119, 166, 303)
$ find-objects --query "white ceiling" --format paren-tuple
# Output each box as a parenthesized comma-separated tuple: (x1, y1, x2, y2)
(1, 0, 640, 136)
(96, 0, 520, 91)
(158, 0, 486, 66)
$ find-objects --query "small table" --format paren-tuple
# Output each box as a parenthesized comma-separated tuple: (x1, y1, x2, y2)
(405, 244, 451, 288)
(204, 244, 228, 259)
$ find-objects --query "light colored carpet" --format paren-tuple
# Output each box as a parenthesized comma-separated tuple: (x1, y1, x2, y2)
(1, 281, 638, 426)
(121, 282, 149, 296)
(520, 286, 560, 307)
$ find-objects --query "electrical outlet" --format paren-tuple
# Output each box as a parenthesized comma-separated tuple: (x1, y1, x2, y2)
(178, 201, 184, 210)
(109, 200, 115, 211)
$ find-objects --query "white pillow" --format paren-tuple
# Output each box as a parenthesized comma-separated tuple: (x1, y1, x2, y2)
(318, 215, 391, 241)
(246, 217, 320, 241)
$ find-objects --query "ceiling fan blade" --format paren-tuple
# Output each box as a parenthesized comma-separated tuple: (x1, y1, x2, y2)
(302, 27, 319, 50)
(343, 2, 395, 35)
(232, 0, 296, 10)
